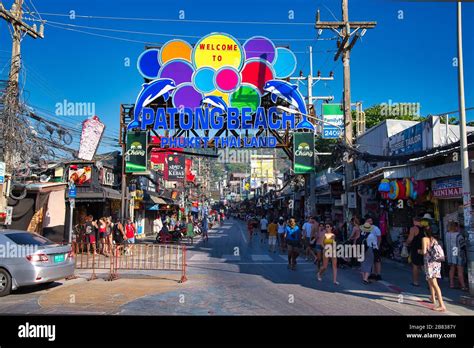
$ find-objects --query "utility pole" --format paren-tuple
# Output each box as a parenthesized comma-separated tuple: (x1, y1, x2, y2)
(456, 2, 474, 298)
(290, 46, 334, 218)
(316, 0, 376, 222)
(0, 0, 44, 222)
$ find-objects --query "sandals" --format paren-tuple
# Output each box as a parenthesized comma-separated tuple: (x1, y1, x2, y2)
(411, 282, 420, 287)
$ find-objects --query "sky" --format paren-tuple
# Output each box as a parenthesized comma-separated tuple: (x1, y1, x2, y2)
(0, 0, 473, 154)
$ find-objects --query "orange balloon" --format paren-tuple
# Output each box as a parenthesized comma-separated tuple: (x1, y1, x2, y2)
(161, 40, 192, 64)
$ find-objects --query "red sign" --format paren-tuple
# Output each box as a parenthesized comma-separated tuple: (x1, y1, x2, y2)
(432, 187, 462, 199)
(150, 136, 183, 180)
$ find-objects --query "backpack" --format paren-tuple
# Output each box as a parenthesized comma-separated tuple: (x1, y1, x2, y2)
(429, 240, 445, 262)
(357, 231, 370, 249)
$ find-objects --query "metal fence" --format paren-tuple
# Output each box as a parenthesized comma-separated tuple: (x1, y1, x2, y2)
(71, 242, 187, 283)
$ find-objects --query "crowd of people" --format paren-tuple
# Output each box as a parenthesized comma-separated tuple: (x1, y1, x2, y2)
(243, 212, 469, 312)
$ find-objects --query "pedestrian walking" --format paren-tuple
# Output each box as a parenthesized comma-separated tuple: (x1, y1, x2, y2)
(85, 215, 97, 255)
(112, 218, 126, 255)
(284, 218, 301, 270)
(277, 217, 286, 252)
(405, 217, 424, 287)
(260, 216, 268, 243)
(247, 217, 254, 243)
(317, 222, 339, 285)
(422, 225, 446, 312)
(445, 221, 468, 291)
(366, 217, 382, 281)
(98, 217, 108, 256)
(186, 217, 195, 245)
(359, 222, 378, 284)
(302, 217, 317, 261)
(202, 215, 209, 242)
(268, 219, 278, 253)
(314, 222, 326, 270)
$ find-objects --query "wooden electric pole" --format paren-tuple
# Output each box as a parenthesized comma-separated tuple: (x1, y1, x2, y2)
(315, 0, 375, 220)
(0, 0, 44, 222)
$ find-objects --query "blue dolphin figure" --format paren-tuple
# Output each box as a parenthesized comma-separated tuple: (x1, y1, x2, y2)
(201, 95, 228, 113)
(128, 78, 176, 130)
(263, 80, 313, 130)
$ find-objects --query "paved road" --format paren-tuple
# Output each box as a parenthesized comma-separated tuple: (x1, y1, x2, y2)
(119, 219, 472, 315)
(1, 218, 472, 315)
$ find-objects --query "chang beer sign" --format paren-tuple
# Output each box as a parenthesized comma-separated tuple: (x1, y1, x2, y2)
(293, 132, 314, 174)
(125, 132, 148, 173)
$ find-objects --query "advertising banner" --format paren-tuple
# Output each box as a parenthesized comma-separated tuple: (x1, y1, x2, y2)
(68, 165, 92, 186)
(293, 132, 315, 174)
(431, 176, 462, 199)
(388, 122, 423, 156)
(167, 154, 185, 181)
(322, 104, 343, 139)
(78, 116, 105, 161)
(125, 132, 148, 173)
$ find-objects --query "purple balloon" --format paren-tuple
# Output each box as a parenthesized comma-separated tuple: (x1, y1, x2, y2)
(243, 36, 276, 63)
(159, 59, 193, 86)
(172, 84, 203, 109)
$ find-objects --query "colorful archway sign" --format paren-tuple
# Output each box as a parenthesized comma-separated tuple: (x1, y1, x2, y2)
(273, 47, 297, 78)
(159, 59, 194, 86)
(172, 83, 203, 109)
(215, 67, 240, 93)
(137, 49, 161, 79)
(241, 59, 275, 92)
(243, 36, 276, 63)
(193, 67, 216, 93)
(160, 39, 193, 64)
(192, 33, 244, 71)
(230, 84, 261, 113)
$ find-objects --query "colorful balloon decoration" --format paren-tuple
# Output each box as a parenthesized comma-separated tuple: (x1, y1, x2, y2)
(388, 180, 399, 200)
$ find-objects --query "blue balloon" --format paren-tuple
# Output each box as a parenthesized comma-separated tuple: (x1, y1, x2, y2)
(273, 47, 297, 79)
(137, 49, 161, 79)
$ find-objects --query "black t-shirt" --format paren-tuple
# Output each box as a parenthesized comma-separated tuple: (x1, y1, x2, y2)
(85, 222, 93, 234)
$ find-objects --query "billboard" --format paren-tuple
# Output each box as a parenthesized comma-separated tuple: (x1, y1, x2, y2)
(388, 122, 423, 156)
(167, 154, 185, 181)
(293, 132, 315, 174)
(250, 155, 275, 189)
(68, 165, 92, 186)
(78, 116, 105, 161)
(125, 132, 148, 173)
(322, 104, 343, 139)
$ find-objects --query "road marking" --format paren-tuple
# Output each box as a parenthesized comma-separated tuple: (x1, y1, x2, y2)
(251, 254, 273, 261)
(189, 254, 211, 261)
(222, 254, 241, 261)
(239, 223, 248, 243)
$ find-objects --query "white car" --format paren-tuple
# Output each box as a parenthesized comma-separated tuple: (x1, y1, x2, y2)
(0, 230, 75, 296)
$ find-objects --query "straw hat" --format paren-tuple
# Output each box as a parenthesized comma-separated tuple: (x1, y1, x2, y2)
(360, 222, 374, 232)
(422, 213, 433, 220)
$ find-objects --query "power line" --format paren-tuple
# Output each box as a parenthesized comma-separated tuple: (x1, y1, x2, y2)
(36, 11, 315, 26)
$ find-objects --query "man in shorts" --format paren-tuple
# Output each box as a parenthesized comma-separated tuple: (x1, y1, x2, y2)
(268, 219, 278, 253)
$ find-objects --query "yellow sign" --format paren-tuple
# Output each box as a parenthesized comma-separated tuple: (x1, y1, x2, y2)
(192, 33, 243, 70)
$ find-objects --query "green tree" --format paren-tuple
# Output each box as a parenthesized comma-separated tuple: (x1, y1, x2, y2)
(358, 104, 425, 131)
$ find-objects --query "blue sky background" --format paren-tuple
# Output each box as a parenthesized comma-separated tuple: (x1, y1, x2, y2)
(0, 0, 473, 153)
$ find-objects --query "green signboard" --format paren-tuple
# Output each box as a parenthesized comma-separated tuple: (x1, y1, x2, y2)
(293, 132, 315, 174)
(125, 132, 148, 173)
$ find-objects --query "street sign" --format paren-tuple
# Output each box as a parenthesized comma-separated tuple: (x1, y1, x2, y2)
(69, 198, 75, 209)
(322, 104, 343, 139)
(68, 184, 77, 198)
(0, 161, 5, 184)
(5, 206, 12, 225)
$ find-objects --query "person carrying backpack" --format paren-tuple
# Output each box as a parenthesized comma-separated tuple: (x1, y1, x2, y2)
(359, 222, 378, 284)
(112, 219, 127, 255)
(422, 226, 446, 312)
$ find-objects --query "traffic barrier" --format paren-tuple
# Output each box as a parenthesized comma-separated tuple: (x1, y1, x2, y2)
(71, 242, 187, 283)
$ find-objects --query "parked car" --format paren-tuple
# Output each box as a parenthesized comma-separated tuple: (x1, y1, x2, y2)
(0, 230, 75, 297)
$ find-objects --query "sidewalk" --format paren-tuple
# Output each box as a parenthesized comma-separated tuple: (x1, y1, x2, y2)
(374, 257, 474, 315)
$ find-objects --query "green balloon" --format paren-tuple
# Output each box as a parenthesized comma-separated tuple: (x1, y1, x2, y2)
(230, 85, 260, 113)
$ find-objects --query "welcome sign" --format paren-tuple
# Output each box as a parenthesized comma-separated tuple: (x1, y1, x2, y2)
(129, 33, 313, 149)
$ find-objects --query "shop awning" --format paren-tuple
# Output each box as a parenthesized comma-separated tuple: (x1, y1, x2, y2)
(150, 195, 167, 204)
(69, 187, 121, 202)
(414, 160, 474, 181)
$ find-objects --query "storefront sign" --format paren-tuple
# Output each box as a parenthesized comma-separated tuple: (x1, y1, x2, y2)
(322, 104, 343, 139)
(126, 132, 148, 173)
(167, 155, 185, 180)
(293, 132, 314, 174)
(100, 168, 116, 186)
(129, 33, 310, 149)
(389, 122, 423, 155)
(68, 165, 92, 186)
(431, 176, 462, 199)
